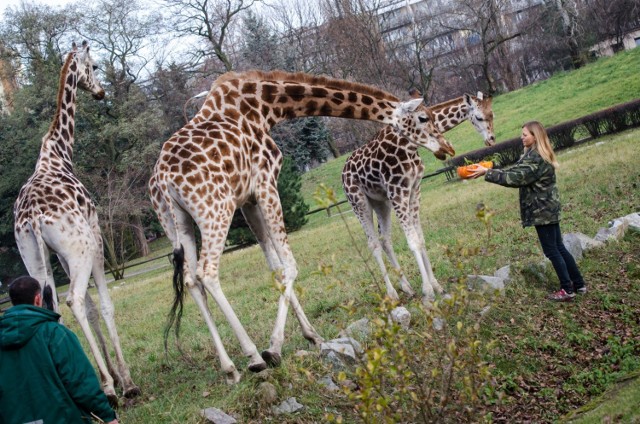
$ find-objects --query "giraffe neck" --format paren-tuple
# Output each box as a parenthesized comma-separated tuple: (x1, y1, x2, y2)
(37, 52, 79, 171)
(429, 97, 468, 132)
(196, 71, 402, 130)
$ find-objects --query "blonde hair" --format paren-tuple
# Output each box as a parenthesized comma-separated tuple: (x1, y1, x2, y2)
(523, 121, 559, 169)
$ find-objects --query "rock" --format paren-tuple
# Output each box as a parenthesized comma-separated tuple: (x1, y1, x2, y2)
(319, 375, 340, 392)
(480, 306, 492, 316)
(320, 337, 363, 368)
(466, 275, 505, 291)
(257, 382, 278, 404)
(272, 397, 304, 415)
(621, 212, 640, 232)
(493, 265, 511, 283)
(595, 218, 629, 242)
(254, 368, 274, 381)
(200, 407, 237, 424)
(338, 318, 371, 341)
(390, 306, 411, 329)
(432, 317, 445, 331)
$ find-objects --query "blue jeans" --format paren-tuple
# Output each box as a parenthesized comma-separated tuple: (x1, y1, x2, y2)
(535, 223, 585, 293)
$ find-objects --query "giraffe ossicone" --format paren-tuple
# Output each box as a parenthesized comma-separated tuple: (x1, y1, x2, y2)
(13, 42, 139, 404)
(342, 92, 496, 303)
(149, 70, 453, 384)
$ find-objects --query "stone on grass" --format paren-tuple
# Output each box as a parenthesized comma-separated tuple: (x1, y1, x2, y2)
(390, 306, 411, 329)
(493, 265, 511, 283)
(432, 317, 445, 331)
(200, 407, 237, 424)
(272, 397, 304, 415)
(595, 218, 629, 242)
(320, 337, 363, 368)
(621, 212, 640, 232)
(466, 275, 505, 291)
(319, 375, 340, 392)
(338, 318, 371, 341)
(563, 232, 604, 261)
(257, 382, 278, 404)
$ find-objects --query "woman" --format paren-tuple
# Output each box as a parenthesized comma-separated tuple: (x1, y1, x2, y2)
(470, 121, 586, 301)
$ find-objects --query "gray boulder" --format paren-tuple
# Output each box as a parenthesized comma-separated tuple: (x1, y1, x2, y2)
(272, 397, 304, 415)
(200, 407, 237, 424)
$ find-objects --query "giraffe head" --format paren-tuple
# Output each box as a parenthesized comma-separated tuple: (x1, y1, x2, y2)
(73, 41, 105, 100)
(393, 97, 455, 161)
(464, 92, 495, 146)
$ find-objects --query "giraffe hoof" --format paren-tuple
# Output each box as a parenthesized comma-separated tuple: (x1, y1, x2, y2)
(261, 350, 282, 367)
(124, 385, 142, 398)
(106, 392, 119, 408)
(304, 334, 324, 346)
(248, 360, 267, 373)
(225, 369, 241, 385)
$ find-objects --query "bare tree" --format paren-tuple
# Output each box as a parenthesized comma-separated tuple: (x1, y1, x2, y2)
(163, 0, 262, 72)
(438, 0, 521, 94)
(583, 0, 640, 49)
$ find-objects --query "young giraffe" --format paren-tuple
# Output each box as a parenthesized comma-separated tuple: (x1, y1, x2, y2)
(149, 70, 455, 384)
(13, 41, 140, 404)
(341, 92, 495, 302)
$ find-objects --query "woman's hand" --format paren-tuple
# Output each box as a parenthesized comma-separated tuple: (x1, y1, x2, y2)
(469, 164, 489, 179)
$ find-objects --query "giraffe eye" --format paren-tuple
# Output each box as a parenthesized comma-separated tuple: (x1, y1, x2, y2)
(418, 116, 429, 123)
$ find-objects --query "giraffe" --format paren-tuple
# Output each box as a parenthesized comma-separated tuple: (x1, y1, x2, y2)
(149, 70, 455, 384)
(341, 92, 495, 302)
(13, 41, 140, 404)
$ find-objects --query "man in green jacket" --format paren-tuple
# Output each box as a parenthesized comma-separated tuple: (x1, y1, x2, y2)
(0, 276, 119, 424)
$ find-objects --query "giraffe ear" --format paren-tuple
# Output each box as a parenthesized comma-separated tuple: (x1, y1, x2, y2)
(464, 93, 473, 104)
(477, 91, 484, 100)
(399, 98, 423, 113)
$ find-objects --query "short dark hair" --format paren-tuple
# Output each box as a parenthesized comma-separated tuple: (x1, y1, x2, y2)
(9, 276, 41, 306)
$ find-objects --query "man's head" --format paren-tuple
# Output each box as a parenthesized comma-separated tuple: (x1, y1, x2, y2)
(8, 276, 42, 307)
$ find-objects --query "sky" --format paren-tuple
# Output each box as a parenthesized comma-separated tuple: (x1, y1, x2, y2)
(2, 0, 71, 15)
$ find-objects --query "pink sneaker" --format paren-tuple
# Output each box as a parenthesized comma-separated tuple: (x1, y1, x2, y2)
(548, 289, 575, 302)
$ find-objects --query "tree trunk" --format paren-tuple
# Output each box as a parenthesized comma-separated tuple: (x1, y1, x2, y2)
(131, 215, 150, 257)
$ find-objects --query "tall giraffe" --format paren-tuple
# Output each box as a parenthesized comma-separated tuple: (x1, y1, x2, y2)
(13, 42, 140, 404)
(341, 92, 495, 302)
(149, 70, 455, 384)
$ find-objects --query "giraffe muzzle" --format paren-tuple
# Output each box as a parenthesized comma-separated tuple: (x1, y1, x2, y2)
(92, 89, 105, 100)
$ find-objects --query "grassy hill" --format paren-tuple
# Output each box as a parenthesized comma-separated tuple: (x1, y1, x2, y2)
(301, 47, 640, 211)
(59, 50, 640, 423)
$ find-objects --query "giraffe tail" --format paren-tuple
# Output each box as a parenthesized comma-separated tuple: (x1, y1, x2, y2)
(163, 245, 186, 354)
(42, 284, 55, 311)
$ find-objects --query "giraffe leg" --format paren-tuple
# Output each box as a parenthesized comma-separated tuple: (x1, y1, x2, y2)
(349, 192, 400, 300)
(250, 183, 322, 365)
(174, 204, 246, 383)
(241, 204, 282, 270)
(90, 232, 141, 398)
(15, 227, 61, 312)
(242, 203, 322, 346)
(394, 187, 443, 303)
(372, 199, 415, 297)
(57, 253, 121, 385)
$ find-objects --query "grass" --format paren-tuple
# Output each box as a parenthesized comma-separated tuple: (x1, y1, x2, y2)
(57, 49, 640, 423)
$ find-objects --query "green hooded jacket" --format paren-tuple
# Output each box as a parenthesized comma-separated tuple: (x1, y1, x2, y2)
(0, 305, 116, 424)
(484, 147, 561, 227)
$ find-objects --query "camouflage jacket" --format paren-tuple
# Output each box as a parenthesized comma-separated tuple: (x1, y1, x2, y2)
(484, 148, 560, 227)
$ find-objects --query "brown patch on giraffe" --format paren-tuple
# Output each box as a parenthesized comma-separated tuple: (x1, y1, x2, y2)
(261, 84, 277, 103)
(341, 106, 355, 119)
(284, 84, 305, 101)
(305, 100, 318, 115)
(226, 109, 240, 122)
(242, 82, 257, 95)
(312, 87, 328, 98)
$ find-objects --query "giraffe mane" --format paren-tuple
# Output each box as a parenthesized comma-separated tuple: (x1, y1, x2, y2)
(428, 96, 465, 110)
(214, 70, 400, 102)
(45, 50, 76, 140)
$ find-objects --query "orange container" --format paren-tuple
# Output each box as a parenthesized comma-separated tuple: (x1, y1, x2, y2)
(456, 161, 493, 179)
